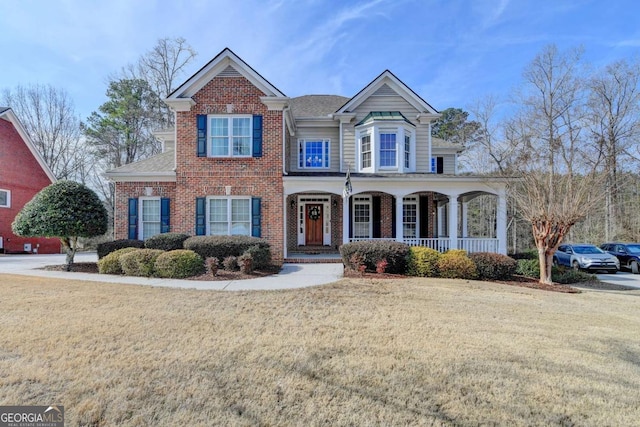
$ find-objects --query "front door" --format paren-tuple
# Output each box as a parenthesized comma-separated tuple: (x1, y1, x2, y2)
(305, 204, 323, 245)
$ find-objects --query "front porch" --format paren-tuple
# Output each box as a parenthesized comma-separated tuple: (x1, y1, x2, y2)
(283, 174, 509, 261)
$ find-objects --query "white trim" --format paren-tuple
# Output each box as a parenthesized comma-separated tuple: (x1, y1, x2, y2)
(104, 172, 176, 182)
(205, 196, 252, 236)
(0, 188, 10, 208)
(297, 139, 331, 169)
(352, 195, 372, 239)
(139, 197, 161, 240)
(402, 196, 419, 239)
(208, 115, 253, 158)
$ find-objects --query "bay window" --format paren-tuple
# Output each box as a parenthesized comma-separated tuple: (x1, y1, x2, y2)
(355, 112, 415, 173)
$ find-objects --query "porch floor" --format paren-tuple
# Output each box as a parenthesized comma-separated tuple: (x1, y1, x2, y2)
(286, 246, 342, 264)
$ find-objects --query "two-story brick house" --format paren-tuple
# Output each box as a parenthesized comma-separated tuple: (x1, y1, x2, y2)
(0, 107, 60, 254)
(106, 48, 508, 262)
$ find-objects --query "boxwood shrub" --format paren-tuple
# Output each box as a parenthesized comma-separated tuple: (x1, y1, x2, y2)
(516, 258, 598, 284)
(183, 236, 271, 266)
(97, 247, 138, 274)
(437, 249, 478, 279)
(145, 233, 191, 251)
(339, 241, 409, 274)
(120, 249, 164, 277)
(96, 239, 145, 259)
(154, 250, 205, 279)
(469, 252, 517, 280)
(407, 246, 441, 277)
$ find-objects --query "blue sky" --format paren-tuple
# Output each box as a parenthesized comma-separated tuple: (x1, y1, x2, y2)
(1, 0, 639, 119)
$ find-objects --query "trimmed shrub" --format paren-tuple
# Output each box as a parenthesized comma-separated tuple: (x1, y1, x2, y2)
(407, 247, 441, 277)
(184, 236, 271, 266)
(553, 268, 598, 284)
(339, 241, 409, 274)
(469, 252, 518, 280)
(516, 259, 540, 277)
(242, 244, 271, 269)
(437, 250, 478, 279)
(97, 239, 145, 259)
(97, 247, 138, 274)
(510, 249, 538, 260)
(238, 252, 254, 274)
(120, 249, 164, 277)
(154, 250, 205, 279)
(205, 257, 219, 276)
(145, 233, 190, 251)
(222, 256, 238, 271)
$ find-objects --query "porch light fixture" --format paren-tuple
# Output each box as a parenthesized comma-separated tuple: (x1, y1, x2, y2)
(332, 199, 338, 208)
(290, 199, 296, 209)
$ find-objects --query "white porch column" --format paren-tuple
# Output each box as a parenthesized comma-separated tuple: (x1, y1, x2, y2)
(342, 196, 350, 244)
(461, 201, 469, 237)
(448, 193, 460, 250)
(395, 194, 405, 242)
(437, 202, 444, 236)
(496, 189, 507, 254)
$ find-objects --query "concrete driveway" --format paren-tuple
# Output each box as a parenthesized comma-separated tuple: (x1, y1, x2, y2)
(596, 270, 640, 289)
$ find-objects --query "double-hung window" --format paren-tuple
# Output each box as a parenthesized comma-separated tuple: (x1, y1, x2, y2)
(209, 197, 251, 236)
(210, 116, 252, 157)
(360, 134, 372, 169)
(298, 139, 330, 169)
(379, 132, 397, 168)
(141, 198, 161, 240)
(403, 197, 418, 238)
(404, 134, 411, 169)
(0, 189, 10, 208)
(353, 196, 372, 239)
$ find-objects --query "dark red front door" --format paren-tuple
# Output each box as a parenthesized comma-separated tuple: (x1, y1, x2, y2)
(305, 204, 323, 245)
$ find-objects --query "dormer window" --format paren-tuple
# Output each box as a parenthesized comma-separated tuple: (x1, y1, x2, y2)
(355, 112, 415, 173)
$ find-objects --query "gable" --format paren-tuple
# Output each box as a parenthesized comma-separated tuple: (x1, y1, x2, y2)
(335, 70, 439, 117)
(166, 48, 286, 112)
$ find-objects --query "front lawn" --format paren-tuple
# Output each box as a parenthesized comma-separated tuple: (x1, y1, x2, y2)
(0, 274, 639, 426)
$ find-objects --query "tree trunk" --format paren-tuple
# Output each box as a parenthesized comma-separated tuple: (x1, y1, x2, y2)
(60, 237, 77, 271)
(538, 247, 554, 285)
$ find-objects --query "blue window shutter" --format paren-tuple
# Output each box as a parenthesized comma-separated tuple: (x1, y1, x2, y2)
(431, 157, 436, 173)
(251, 197, 261, 237)
(196, 197, 206, 235)
(128, 198, 138, 239)
(160, 198, 170, 233)
(197, 115, 207, 157)
(252, 115, 263, 157)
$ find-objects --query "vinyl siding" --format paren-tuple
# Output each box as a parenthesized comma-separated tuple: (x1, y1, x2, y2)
(343, 94, 433, 173)
(289, 125, 340, 172)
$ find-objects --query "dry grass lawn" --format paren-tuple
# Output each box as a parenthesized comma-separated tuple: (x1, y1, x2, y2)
(0, 274, 639, 426)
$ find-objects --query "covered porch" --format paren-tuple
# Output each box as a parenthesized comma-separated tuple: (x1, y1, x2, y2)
(283, 174, 508, 260)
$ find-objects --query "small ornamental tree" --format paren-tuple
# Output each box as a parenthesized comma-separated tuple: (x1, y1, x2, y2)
(12, 181, 108, 270)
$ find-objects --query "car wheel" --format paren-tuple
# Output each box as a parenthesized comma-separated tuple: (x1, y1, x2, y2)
(572, 260, 580, 271)
(631, 261, 639, 275)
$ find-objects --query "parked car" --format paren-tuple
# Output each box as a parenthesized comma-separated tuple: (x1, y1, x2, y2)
(553, 244, 619, 273)
(600, 243, 640, 274)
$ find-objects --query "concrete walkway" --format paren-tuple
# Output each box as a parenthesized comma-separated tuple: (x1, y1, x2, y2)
(0, 252, 344, 291)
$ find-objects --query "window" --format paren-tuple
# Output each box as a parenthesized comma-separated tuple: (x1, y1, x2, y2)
(209, 116, 251, 157)
(0, 189, 10, 208)
(404, 134, 411, 169)
(360, 134, 371, 169)
(403, 197, 418, 238)
(208, 197, 251, 236)
(141, 198, 161, 240)
(353, 196, 371, 239)
(431, 157, 444, 174)
(298, 139, 330, 168)
(379, 133, 397, 167)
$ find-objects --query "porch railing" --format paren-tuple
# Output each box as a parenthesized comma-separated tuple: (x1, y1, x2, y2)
(348, 237, 499, 253)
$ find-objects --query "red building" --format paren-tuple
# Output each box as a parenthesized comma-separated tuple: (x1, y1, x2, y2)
(0, 107, 60, 254)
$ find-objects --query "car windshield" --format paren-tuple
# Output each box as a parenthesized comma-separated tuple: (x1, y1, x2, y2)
(626, 245, 640, 254)
(573, 246, 603, 254)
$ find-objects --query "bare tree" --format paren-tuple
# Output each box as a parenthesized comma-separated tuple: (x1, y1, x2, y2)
(118, 37, 197, 127)
(509, 45, 604, 283)
(587, 59, 640, 240)
(1, 84, 86, 180)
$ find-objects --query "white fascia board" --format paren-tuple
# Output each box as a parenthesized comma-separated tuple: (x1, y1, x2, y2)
(164, 98, 195, 112)
(104, 172, 176, 183)
(261, 96, 290, 110)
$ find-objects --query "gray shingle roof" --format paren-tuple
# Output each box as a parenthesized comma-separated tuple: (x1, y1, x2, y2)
(106, 151, 175, 174)
(288, 95, 350, 118)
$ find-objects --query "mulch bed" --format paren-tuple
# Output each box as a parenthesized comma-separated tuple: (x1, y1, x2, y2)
(42, 262, 279, 281)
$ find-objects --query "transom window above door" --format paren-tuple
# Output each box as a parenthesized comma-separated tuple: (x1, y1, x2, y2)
(298, 139, 330, 169)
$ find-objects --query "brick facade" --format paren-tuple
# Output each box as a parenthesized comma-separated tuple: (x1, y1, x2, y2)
(0, 116, 60, 254)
